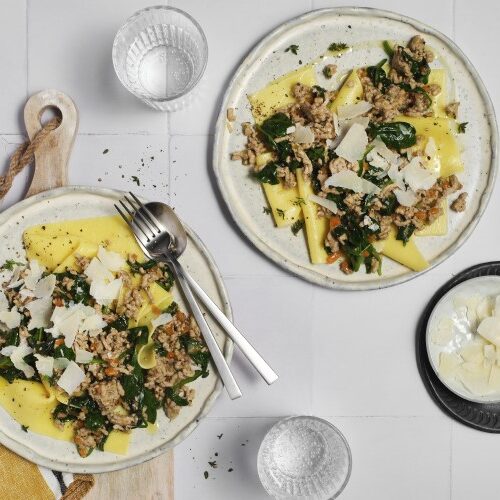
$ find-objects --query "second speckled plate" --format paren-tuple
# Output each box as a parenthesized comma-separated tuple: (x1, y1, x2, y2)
(213, 7, 497, 290)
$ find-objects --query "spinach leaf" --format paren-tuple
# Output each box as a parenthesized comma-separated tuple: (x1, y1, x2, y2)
(368, 121, 416, 149)
(55, 271, 91, 305)
(362, 165, 390, 188)
(399, 48, 430, 83)
(164, 301, 179, 315)
(164, 387, 189, 406)
(312, 85, 326, 99)
(154, 341, 167, 357)
(332, 211, 382, 273)
(121, 352, 144, 403)
(275, 140, 293, 164)
(128, 326, 149, 347)
(68, 395, 107, 430)
(367, 59, 391, 91)
(54, 343, 76, 361)
(143, 388, 161, 424)
(156, 266, 175, 292)
(396, 224, 416, 245)
(379, 192, 398, 215)
(3, 329, 20, 347)
(326, 192, 347, 211)
(383, 40, 394, 58)
(258, 113, 292, 143)
(53, 403, 77, 422)
(180, 334, 210, 376)
(306, 147, 325, 164)
(127, 259, 157, 274)
(253, 162, 279, 185)
(106, 315, 128, 332)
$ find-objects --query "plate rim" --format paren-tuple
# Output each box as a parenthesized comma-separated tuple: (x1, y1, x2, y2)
(0, 185, 233, 473)
(212, 6, 499, 291)
(425, 274, 500, 403)
(417, 261, 500, 433)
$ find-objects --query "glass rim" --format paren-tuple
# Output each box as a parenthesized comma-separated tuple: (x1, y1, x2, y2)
(257, 415, 352, 500)
(112, 5, 208, 104)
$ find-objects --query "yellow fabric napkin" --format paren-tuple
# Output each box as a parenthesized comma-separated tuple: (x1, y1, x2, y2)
(0, 445, 94, 500)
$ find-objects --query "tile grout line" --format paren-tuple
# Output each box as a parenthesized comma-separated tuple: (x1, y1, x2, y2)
(452, 0, 456, 40)
(449, 422, 453, 500)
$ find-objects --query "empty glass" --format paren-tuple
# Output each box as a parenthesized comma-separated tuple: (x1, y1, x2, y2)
(112, 6, 208, 111)
(257, 416, 352, 499)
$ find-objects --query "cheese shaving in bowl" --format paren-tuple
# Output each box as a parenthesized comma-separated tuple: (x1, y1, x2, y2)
(334, 123, 368, 163)
(57, 361, 86, 395)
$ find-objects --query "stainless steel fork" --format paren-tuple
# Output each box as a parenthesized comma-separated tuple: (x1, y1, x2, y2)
(116, 194, 242, 400)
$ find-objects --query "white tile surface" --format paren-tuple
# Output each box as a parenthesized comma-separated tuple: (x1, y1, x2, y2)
(68, 134, 170, 201)
(211, 275, 314, 417)
(312, 0, 454, 37)
(451, 422, 500, 500)
(169, 134, 286, 277)
(333, 416, 451, 500)
(311, 271, 452, 417)
(0, 1, 27, 134)
(168, 0, 312, 135)
(27, 0, 169, 134)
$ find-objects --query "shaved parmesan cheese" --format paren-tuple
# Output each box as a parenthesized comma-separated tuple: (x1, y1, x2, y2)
(402, 157, 438, 192)
(425, 137, 437, 158)
(325, 169, 380, 195)
(0, 308, 21, 329)
(0, 290, 8, 312)
(57, 361, 86, 395)
(53, 358, 70, 371)
(478, 317, 500, 347)
(75, 349, 93, 364)
(484, 344, 496, 362)
(439, 352, 462, 379)
(334, 123, 368, 163)
(85, 258, 113, 283)
(339, 116, 370, 131)
(387, 164, 405, 190)
(291, 123, 315, 144)
(3, 339, 34, 378)
(26, 297, 53, 330)
(7, 266, 24, 289)
(286, 125, 296, 134)
(332, 113, 339, 135)
(81, 312, 107, 333)
(308, 193, 338, 214)
(24, 260, 44, 290)
(366, 149, 389, 171)
(151, 313, 173, 330)
(371, 138, 399, 164)
(34, 274, 56, 299)
(394, 188, 418, 207)
(19, 289, 35, 299)
(337, 100, 372, 120)
(97, 246, 126, 272)
(0, 268, 14, 286)
(90, 278, 122, 306)
(495, 295, 500, 317)
(35, 354, 54, 377)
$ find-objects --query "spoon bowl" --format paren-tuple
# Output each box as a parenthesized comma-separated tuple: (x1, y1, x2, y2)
(142, 201, 187, 258)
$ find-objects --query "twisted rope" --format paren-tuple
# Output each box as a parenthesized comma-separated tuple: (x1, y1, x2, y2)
(0, 116, 61, 200)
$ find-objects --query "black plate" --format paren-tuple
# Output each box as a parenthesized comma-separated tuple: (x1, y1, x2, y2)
(417, 262, 500, 432)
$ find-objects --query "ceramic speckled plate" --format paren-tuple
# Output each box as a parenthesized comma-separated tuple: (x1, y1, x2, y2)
(213, 7, 498, 290)
(0, 187, 233, 473)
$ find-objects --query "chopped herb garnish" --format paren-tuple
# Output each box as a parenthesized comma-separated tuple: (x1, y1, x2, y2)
(0, 260, 23, 271)
(204, 471, 209, 479)
(131, 175, 141, 186)
(21, 425, 29, 432)
(102, 148, 109, 154)
(328, 42, 349, 52)
(285, 44, 299, 55)
(458, 122, 468, 133)
(276, 208, 285, 220)
(292, 197, 305, 206)
(291, 219, 304, 236)
(263, 206, 272, 215)
(208, 461, 218, 469)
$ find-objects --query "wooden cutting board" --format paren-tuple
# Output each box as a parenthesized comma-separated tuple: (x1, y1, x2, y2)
(23, 89, 174, 500)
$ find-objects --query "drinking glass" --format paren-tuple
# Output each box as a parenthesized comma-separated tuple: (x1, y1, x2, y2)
(112, 6, 208, 111)
(257, 416, 352, 499)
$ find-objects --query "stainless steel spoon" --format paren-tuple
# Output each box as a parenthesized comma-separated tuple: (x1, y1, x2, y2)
(119, 195, 278, 386)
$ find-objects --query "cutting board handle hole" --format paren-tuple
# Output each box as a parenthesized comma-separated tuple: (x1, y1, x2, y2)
(39, 105, 62, 128)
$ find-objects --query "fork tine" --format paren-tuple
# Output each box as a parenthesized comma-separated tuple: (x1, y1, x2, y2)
(118, 199, 153, 241)
(123, 194, 159, 237)
(115, 204, 152, 252)
(128, 191, 163, 232)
